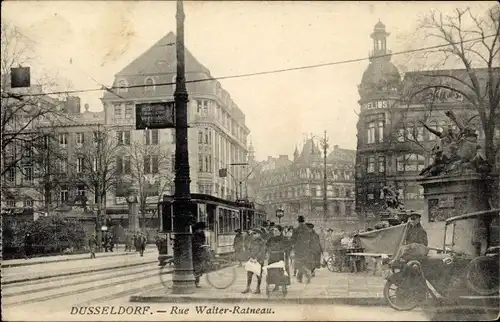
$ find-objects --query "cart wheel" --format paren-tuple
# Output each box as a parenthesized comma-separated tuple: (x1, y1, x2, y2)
(205, 259, 237, 289)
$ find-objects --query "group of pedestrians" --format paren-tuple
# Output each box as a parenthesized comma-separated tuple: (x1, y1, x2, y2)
(87, 231, 147, 259)
(231, 215, 323, 294)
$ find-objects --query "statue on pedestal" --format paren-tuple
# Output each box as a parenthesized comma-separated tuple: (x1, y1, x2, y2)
(419, 111, 491, 177)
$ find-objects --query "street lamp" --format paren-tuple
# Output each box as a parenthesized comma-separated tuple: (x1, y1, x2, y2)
(276, 207, 284, 225)
(310, 131, 329, 222)
(171, 0, 196, 294)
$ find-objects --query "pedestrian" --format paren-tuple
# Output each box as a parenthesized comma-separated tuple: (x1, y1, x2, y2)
(89, 233, 98, 259)
(242, 228, 266, 294)
(138, 232, 147, 257)
(306, 223, 322, 277)
(133, 232, 139, 252)
(290, 215, 313, 284)
(265, 225, 291, 291)
(233, 229, 246, 267)
(24, 232, 33, 259)
(192, 222, 207, 288)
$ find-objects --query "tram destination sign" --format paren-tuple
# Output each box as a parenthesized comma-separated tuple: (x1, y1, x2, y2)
(135, 102, 175, 130)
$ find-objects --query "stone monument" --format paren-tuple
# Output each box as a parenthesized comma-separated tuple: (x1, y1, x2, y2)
(418, 111, 497, 252)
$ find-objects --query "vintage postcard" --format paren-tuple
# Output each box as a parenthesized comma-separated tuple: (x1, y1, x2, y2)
(1, 0, 499, 321)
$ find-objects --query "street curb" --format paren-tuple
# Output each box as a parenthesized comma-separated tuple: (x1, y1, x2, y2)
(129, 295, 387, 306)
(1, 251, 139, 268)
(3, 259, 158, 285)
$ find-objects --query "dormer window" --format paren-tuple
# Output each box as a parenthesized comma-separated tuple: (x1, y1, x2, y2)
(117, 80, 128, 93)
(145, 77, 155, 92)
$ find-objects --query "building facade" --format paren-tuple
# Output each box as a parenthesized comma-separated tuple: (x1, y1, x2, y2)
(2, 87, 105, 215)
(248, 138, 357, 230)
(101, 32, 250, 218)
(355, 21, 500, 229)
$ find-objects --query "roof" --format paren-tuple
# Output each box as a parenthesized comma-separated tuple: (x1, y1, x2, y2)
(360, 59, 400, 89)
(116, 32, 210, 77)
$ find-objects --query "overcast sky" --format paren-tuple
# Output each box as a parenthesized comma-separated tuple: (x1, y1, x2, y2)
(2, 1, 493, 161)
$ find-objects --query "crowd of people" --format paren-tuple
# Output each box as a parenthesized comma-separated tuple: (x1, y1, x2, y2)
(87, 231, 148, 259)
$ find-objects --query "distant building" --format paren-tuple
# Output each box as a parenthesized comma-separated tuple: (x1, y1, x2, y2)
(248, 139, 357, 230)
(355, 21, 500, 228)
(101, 32, 251, 222)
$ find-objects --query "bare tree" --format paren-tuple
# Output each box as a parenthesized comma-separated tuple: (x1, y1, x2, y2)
(125, 136, 173, 229)
(406, 6, 500, 167)
(1, 21, 74, 208)
(72, 126, 121, 225)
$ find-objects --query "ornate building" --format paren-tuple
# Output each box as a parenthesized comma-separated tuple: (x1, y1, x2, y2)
(355, 21, 500, 229)
(248, 138, 357, 230)
(101, 32, 250, 220)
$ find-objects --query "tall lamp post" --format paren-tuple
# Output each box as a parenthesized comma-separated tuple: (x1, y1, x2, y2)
(276, 207, 284, 225)
(311, 131, 329, 222)
(171, 0, 196, 294)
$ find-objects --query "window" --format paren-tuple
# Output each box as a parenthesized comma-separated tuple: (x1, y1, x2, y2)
(367, 122, 375, 144)
(397, 155, 405, 172)
(218, 208, 240, 234)
(60, 187, 68, 203)
(77, 185, 86, 196)
(377, 121, 384, 143)
(197, 100, 209, 115)
(58, 159, 67, 174)
(125, 104, 133, 119)
(416, 126, 424, 142)
(77, 158, 84, 173)
(59, 133, 68, 146)
(117, 131, 131, 145)
(367, 156, 376, 173)
(144, 78, 154, 92)
(23, 166, 33, 183)
(345, 189, 351, 198)
(6, 199, 16, 207)
(171, 153, 175, 170)
(76, 133, 85, 146)
(114, 104, 122, 117)
(204, 128, 210, 144)
(116, 156, 131, 174)
(6, 167, 15, 182)
(24, 199, 33, 208)
(378, 156, 385, 173)
(145, 129, 159, 145)
(406, 123, 415, 141)
(144, 155, 159, 174)
(198, 130, 203, 144)
(397, 128, 405, 142)
(117, 80, 128, 93)
(199, 155, 204, 172)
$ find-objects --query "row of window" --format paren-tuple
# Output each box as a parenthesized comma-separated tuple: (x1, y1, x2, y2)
(218, 207, 240, 234)
(365, 120, 483, 145)
(366, 154, 426, 173)
(260, 169, 354, 186)
(4, 186, 87, 208)
(198, 154, 213, 173)
(359, 186, 425, 201)
(263, 186, 353, 200)
(52, 130, 163, 148)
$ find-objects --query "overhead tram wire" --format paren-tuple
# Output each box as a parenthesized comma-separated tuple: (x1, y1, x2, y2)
(11, 33, 497, 98)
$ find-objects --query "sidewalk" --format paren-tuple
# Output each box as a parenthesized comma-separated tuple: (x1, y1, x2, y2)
(130, 266, 387, 305)
(1, 244, 158, 268)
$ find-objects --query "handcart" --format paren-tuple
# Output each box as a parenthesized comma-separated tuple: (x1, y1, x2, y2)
(265, 251, 291, 298)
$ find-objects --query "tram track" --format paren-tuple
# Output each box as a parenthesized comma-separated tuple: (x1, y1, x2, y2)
(2, 266, 172, 307)
(2, 259, 157, 286)
(3, 264, 160, 298)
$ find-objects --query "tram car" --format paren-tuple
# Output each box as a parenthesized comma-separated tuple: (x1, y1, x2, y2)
(158, 193, 267, 259)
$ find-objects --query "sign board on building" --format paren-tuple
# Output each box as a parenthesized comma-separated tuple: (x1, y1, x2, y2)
(135, 102, 175, 130)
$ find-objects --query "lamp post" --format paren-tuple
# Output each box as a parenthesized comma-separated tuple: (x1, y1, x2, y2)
(311, 132, 329, 222)
(276, 207, 284, 225)
(171, 0, 196, 294)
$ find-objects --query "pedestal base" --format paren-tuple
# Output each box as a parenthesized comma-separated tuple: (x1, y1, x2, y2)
(171, 270, 196, 294)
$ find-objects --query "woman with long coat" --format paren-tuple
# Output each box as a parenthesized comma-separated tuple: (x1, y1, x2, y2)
(306, 223, 322, 276)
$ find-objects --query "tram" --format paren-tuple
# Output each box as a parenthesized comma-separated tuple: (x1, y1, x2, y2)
(158, 194, 267, 260)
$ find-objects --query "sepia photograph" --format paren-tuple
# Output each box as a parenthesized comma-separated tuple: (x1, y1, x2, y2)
(1, 0, 499, 321)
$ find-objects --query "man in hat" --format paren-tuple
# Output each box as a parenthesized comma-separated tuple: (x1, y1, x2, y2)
(306, 223, 322, 277)
(405, 213, 428, 246)
(290, 215, 313, 283)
